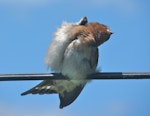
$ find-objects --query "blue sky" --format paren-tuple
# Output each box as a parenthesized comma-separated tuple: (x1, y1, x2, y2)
(0, 0, 150, 116)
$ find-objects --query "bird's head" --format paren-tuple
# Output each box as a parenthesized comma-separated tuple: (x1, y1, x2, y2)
(87, 22, 113, 46)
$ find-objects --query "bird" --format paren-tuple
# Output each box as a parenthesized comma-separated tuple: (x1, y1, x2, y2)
(21, 16, 112, 109)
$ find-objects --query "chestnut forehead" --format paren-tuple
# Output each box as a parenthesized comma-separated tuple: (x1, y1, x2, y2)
(87, 22, 110, 32)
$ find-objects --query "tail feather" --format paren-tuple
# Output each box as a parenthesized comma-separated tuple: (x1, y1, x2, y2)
(21, 80, 86, 109)
(21, 80, 57, 96)
(59, 84, 86, 109)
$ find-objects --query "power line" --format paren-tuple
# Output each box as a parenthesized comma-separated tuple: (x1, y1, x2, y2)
(0, 72, 150, 81)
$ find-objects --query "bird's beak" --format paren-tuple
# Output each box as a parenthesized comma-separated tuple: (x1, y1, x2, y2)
(110, 32, 113, 35)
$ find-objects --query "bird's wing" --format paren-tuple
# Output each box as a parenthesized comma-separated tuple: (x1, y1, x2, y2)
(62, 37, 98, 79)
(59, 36, 98, 108)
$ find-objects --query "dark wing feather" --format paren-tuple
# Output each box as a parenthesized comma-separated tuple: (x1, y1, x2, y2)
(91, 48, 98, 69)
